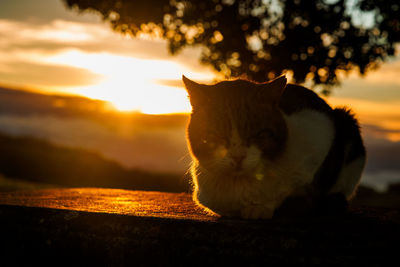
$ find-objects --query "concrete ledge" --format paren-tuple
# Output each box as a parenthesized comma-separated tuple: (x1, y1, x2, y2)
(0, 188, 215, 221)
(0, 188, 399, 265)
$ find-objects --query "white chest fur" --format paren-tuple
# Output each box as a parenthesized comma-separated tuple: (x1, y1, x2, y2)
(192, 109, 335, 218)
(279, 109, 335, 185)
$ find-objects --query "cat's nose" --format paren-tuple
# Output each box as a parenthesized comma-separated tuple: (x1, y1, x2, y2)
(232, 155, 245, 166)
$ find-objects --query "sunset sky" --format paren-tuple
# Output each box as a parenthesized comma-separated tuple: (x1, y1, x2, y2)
(0, 0, 399, 119)
(0, 0, 399, 190)
(0, 0, 217, 114)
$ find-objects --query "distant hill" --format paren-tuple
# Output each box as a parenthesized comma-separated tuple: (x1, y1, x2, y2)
(0, 133, 189, 193)
(0, 85, 189, 127)
(0, 86, 108, 119)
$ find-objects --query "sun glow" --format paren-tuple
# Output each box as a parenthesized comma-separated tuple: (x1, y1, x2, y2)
(42, 50, 213, 114)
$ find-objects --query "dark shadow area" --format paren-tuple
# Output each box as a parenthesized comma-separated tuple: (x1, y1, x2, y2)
(0, 189, 398, 265)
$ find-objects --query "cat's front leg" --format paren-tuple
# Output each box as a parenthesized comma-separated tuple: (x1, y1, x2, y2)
(240, 203, 274, 219)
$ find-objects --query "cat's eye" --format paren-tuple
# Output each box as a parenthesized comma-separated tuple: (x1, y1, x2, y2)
(207, 132, 220, 140)
(205, 132, 226, 146)
(251, 129, 275, 141)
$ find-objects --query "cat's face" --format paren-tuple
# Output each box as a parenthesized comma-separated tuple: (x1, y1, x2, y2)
(184, 76, 288, 176)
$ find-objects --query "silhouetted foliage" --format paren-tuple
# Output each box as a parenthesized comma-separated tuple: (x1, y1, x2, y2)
(64, 0, 399, 92)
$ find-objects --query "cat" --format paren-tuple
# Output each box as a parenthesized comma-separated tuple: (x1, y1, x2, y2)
(183, 75, 366, 219)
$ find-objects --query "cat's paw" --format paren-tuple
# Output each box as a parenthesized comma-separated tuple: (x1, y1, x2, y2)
(240, 205, 274, 219)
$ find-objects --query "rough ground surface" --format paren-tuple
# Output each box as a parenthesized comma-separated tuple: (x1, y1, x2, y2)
(0, 188, 399, 266)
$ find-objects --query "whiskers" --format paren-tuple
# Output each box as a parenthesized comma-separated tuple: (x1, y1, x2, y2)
(178, 152, 192, 166)
(204, 158, 233, 174)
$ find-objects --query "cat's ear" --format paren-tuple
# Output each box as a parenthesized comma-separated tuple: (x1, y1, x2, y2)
(182, 75, 208, 107)
(269, 75, 287, 91)
(182, 75, 202, 93)
(259, 75, 287, 104)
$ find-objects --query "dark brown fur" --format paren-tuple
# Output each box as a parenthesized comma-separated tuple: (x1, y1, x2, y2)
(186, 77, 288, 162)
(184, 76, 366, 217)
